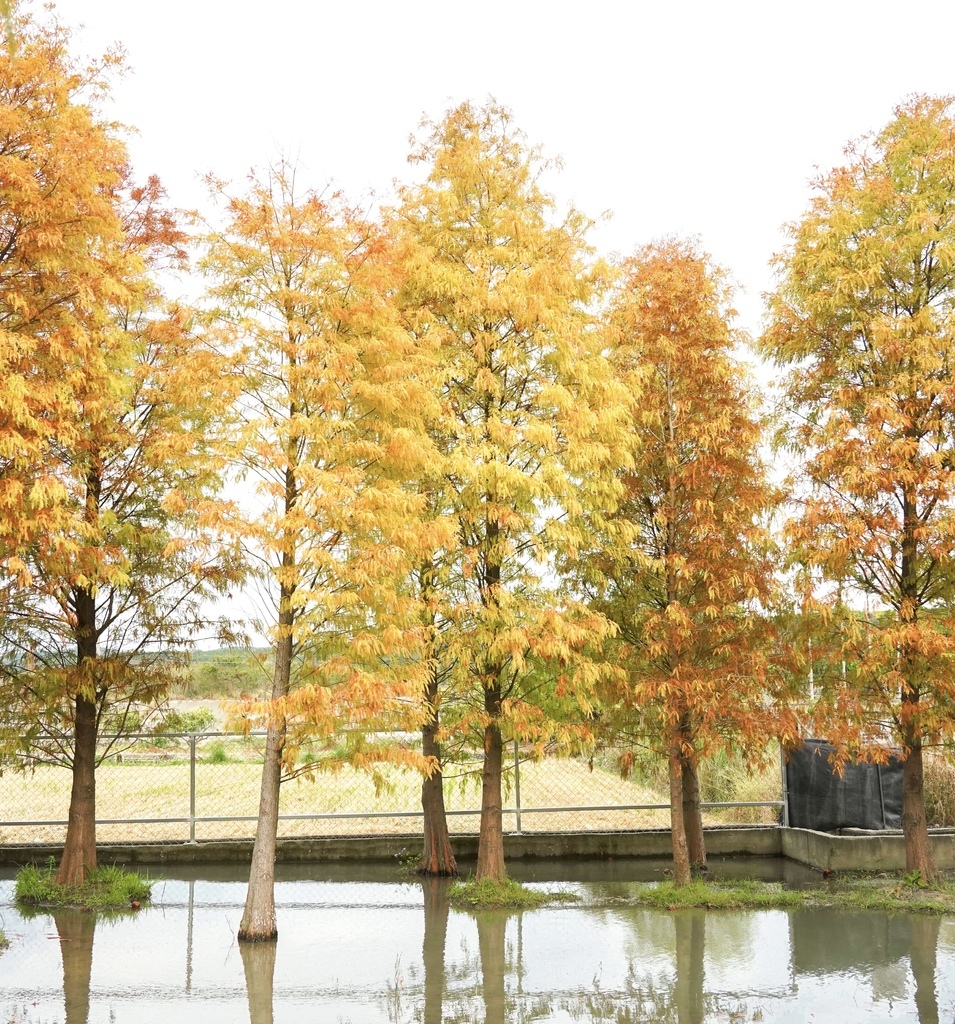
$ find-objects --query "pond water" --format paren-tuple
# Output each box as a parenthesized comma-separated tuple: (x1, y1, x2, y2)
(1, 858, 954, 1023)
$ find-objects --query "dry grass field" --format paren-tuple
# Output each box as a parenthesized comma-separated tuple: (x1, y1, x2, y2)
(0, 749, 782, 845)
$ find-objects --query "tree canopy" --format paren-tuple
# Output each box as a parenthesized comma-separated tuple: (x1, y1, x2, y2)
(392, 100, 625, 881)
(762, 94, 955, 881)
(576, 239, 784, 883)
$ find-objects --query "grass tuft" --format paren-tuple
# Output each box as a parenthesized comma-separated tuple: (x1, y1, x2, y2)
(638, 879, 803, 910)
(15, 863, 152, 910)
(448, 876, 578, 910)
(0, 928, 7, 950)
(620, 875, 955, 914)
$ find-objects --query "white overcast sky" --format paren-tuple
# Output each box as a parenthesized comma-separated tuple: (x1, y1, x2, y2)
(47, 0, 955, 339)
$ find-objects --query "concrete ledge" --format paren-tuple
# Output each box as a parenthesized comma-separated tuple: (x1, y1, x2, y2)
(0, 826, 781, 867)
(781, 827, 955, 871)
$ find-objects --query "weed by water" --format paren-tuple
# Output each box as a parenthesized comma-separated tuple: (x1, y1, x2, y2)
(619, 874, 955, 914)
(15, 862, 152, 909)
(393, 847, 421, 877)
(448, 876, 578, 910)
(637, 879, 803, 911)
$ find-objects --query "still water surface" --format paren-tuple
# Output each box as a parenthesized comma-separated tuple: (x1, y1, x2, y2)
(1, 859, 954, 1023)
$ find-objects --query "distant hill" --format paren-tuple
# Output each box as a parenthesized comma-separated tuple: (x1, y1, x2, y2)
(171, 648, 273, 699)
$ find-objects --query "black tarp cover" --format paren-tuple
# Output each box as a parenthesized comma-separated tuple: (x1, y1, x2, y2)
(785, 738, 903, 831)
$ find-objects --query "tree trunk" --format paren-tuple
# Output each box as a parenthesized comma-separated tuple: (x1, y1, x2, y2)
(421, 877, 450, 1024)
(679, 730, 706, 872)
(662, 416, 693, 887)
(54, 910, 95, 1024)
(898, 486, 937, 882)
(418, 671, 457, 876)
(57, 586, 99, 887)
(669, 732, 692, 887)
(681, 760, 706, 872)
(238, 612, 292, 943)
(901, 731, 938, 882)
(476, 682, 506, 883)
(240, 938, 277, 1024)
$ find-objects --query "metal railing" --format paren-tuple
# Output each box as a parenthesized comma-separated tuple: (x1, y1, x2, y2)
(0, 731, 785, 844)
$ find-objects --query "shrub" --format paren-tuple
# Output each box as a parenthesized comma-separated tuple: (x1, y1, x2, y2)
(205, 740, 228, 764)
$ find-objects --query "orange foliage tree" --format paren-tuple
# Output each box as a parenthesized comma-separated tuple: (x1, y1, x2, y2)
(577, 240, 784, 885)
(0, 8, 241, 887)
(392, 100, 623, 883)
(0, 5, 126, 559)
(1, 173, 240, 886)
(762, 95, 955, 882)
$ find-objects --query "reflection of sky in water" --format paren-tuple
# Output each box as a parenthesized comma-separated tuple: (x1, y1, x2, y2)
(1, 875, 954, 1023)
(704, 910, 791, 990)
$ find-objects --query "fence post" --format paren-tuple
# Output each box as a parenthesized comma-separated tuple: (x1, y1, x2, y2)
(779, 743, 790, 829)
(189, 734, 197, 843)
(513, 739, 522, 835)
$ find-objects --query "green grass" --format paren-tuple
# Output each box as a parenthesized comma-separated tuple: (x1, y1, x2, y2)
(448, 876, 579, 910)
(635, 878, 804, 910)
(0, 928, 7, 950)
(620, 874, 955, 914)
(15, 863, 152, 909)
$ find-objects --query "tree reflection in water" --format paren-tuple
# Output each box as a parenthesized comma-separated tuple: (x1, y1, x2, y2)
(559, 910, 739, 1024)
(234, 891, 942, 1024)
(673, 910, 705, 1024)
(52, 910, 95, 1024)
(475, 911, 507, 1024)
(240, 939, 276, 1024)
(410, 891, 767, 1024)
(4, 877, 946, 1024)
(472, 908, 553, 1024)
(421, 877, 450, 1024)
(415, 883, 552, 1024)
(910, 914, 940, 1024)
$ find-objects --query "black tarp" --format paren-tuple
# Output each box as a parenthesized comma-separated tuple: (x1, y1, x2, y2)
(786, 738, 903, 831)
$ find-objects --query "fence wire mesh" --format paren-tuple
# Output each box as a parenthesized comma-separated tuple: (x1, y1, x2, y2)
(0, 732, 784, 845)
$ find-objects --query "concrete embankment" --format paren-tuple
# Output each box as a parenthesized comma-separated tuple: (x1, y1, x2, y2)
(781, 826, 955, 872)
(2, 826, 954, 870)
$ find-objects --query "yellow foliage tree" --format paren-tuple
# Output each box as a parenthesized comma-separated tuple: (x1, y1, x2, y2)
(392, 100, 624, 883)
(202, 163, 443, 940)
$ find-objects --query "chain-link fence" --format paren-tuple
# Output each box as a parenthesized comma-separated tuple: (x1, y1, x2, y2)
(0, 732, 784, 845)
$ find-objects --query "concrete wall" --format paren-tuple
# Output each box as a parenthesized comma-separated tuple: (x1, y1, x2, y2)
(6, 826, 953, 871)
(0, 826, 782, 867)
